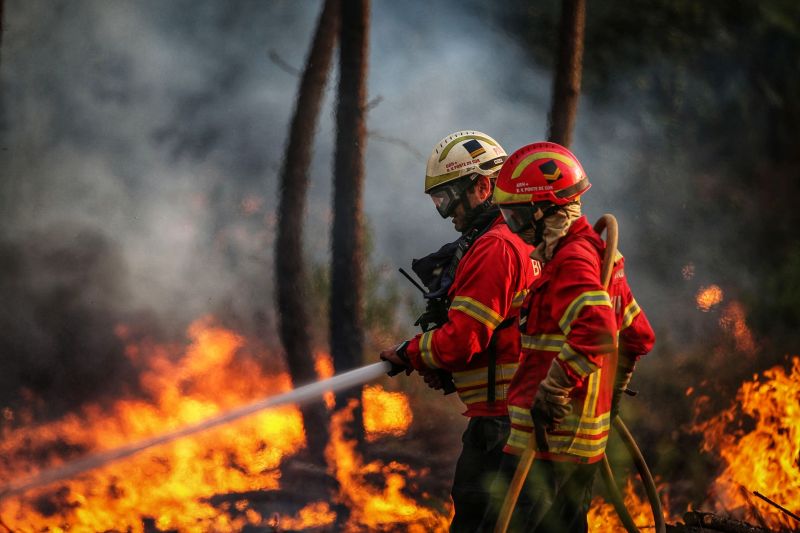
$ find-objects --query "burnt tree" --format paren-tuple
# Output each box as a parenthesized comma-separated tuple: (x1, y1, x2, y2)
(330, 0, 369, 412)
(547, 0, 586, 147)
(275, 0, 339, 466)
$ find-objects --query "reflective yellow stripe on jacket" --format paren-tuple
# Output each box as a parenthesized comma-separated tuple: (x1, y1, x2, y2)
(620, 298, 641, 330)
(452, 362, 518, 406)
(558, 290, 612, 334)
(450, 296, 504, 329)
(418, 330, 438, 369)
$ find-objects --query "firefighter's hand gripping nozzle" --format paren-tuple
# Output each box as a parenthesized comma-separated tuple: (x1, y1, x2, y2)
(396, 268, 457, 395)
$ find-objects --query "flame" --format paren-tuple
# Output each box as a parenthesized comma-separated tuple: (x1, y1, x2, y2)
(696, 284, 724, 311)
(587, 478, 665, 531)
(362, 384, 413, 442)
(326, 400, 451, 531)
(0, 318, 451, 531)
(315, 351, 336, 410)
(691, 356, 800, 529)
(0, 318, 305, 531)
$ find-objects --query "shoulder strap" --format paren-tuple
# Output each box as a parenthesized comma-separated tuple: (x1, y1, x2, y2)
(486, 316, 516, 404)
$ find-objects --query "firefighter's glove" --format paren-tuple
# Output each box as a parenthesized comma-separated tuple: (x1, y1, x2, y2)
(420, 369, 443, 390)
(532, 360, 576, 429)
(611, 360, 636, 417)
(380, 341, 413, 377)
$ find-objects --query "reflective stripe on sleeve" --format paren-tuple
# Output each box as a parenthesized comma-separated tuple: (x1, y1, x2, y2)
(451, 296, 504, 329)
(418, 330, 439, 369)
(620, 299, 641, 331)
(511, 289, 528, 309)
(521, 333, 565, 352)
(559, 290, 612, 335)
(557, 342, 598, 379)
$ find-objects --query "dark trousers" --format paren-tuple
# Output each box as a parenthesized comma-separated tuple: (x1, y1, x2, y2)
(449, 416, 511, 533)
(479, 453, 599, 532)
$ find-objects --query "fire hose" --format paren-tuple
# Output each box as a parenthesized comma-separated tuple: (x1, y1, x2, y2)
(0, 361, 395, 500)
(493, 214, 665, 533)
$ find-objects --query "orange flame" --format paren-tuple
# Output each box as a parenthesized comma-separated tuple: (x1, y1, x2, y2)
(326, 400, 451, 531)
(0, 318, 450, 531)
(0, 318, 305, 531)
(696, 284, 724, 311)
(587, 478, 668, 531)
(315, 350, 336, 410)
(691, 356, 800, 530)
(362, 384, 413, 442)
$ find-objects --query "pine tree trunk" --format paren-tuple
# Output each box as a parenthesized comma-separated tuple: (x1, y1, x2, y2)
(275, 0, 339, 467)
(547, 0, 586, 147)
(331, 0, 369, 397)
(331, 1, 369, 526)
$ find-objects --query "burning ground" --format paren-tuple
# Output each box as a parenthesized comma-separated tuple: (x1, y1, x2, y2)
(0, 313, 798, 531)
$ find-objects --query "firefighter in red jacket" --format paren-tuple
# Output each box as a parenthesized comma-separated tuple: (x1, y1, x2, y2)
(380, 130, 539, 532)
(484, 142, 656, 532)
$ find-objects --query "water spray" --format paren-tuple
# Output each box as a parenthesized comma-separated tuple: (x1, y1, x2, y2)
(0, 361, 394, 500)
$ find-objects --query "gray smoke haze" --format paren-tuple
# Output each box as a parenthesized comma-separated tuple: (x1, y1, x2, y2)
(0, 0, 685, 409)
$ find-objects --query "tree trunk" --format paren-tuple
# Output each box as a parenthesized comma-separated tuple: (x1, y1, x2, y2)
(547, 0, 586, 147)
(331, 0, 369, 397)
(331, 1, 369, 526)
(275, 0, 339, 467)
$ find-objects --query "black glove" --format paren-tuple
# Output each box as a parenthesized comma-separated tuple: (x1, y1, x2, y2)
(381, 341, 412, 377)
(532, 359, 577, 429)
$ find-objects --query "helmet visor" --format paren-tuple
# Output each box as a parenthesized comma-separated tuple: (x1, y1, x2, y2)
(429, 175, 477, 218)
(499, 203, 538, 233)
(429, 185, 460, 218)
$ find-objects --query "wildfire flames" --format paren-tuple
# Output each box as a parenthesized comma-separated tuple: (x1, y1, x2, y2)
(0, 318, 444, 531)
(587, 478, 668, 531)
(1, 315, 798, 532)
(691, 356, 800, 530)
(588, 356, 800, 532)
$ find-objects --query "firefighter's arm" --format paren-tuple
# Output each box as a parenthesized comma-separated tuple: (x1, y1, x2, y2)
(617, 281, 656, 365)
(405, 236, 516, 372)
(550, 254, 617, 384)
(612, 279, 656, 413)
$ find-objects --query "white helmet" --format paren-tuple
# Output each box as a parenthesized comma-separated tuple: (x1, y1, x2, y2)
(424, 130, 507, 217)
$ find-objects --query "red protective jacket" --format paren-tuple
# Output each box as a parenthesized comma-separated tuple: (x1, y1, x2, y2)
(505, 216, 655, 462)
(405, 216, 539, 417)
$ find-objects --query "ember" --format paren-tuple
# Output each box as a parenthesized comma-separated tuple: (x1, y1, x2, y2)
(696, 284, 724, 312)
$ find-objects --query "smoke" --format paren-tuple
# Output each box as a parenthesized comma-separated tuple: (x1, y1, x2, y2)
(0, 0, 695, 413)
(0, 226, 137, 413)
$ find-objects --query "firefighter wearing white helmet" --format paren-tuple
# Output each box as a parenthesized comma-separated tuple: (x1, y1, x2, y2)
(380, 130, 540, 531)
(424, 131, 508, 232)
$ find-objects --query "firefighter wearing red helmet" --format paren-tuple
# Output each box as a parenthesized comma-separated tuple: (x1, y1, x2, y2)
(380, 130, 539, 532)
(482, 142, 656, 532)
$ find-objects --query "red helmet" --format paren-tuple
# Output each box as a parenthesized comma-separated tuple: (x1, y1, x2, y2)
(493, 142, 590, 207)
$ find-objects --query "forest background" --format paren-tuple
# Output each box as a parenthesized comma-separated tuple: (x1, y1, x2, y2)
(1, 0, 799, 522)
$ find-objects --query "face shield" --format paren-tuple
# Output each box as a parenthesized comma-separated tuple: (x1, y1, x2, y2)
(499, 202, 554, 233)
(499, 203, 538, 233)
